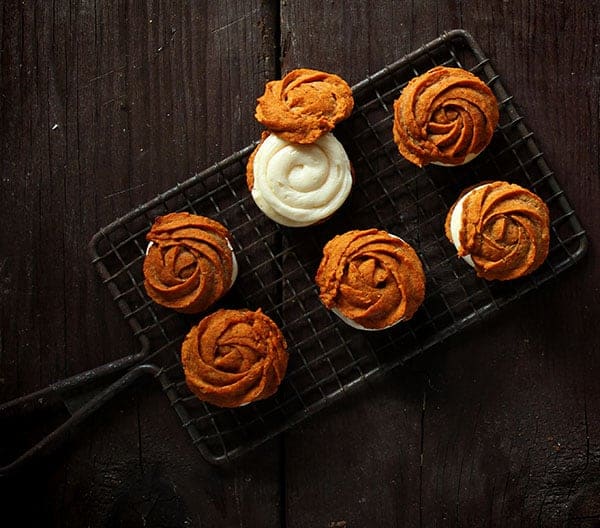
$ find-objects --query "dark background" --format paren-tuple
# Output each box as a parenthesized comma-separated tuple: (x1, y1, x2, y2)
(1, 1, 599, 526)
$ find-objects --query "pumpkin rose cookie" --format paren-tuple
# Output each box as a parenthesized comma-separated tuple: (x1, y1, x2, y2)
(143, 212, 237, 314)
(255, 68, 354, 144)
(181, 308, 288, 408)
(445, 181, 550, 280)
(316, 229, 426, 330)
(393, 66, 499, 167)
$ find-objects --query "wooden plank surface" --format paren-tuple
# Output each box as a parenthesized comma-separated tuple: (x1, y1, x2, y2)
(1, 1, 599, 527)
(280, 2, 600, 527)
(0, 1, 282, 526)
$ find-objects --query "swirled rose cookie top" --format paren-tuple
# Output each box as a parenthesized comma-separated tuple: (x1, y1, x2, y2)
(143, 212, 237, 314)
(444, 181, 550, 281)
(315, 229, 426, 330)
(255, 68, 354, 144)
(181, 308, 288, 408)
(393, 66, 499, 167)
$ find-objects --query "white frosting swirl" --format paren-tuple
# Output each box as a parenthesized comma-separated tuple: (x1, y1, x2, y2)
(251, 132, 353, 227)
(432, 152, 480, 167)
(449, 183, 493, 267)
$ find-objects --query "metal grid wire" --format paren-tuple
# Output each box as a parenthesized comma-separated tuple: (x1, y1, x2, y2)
(90, 30, 587, 464)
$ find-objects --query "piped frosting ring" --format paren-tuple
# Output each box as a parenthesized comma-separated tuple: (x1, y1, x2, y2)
(247, 132, 353, 227)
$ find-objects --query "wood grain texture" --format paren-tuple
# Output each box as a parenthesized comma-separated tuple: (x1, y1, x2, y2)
(0, 1, 281, 527)
(0, 1, 599, 527)
(279, 1, 600, 527)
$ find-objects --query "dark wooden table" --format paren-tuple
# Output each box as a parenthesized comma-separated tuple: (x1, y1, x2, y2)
(1, 1, 599, 526)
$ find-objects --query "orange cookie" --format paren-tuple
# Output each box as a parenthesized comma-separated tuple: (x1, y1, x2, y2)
(393, 66, 499, 167)
(316, 229, 426, 330)
(143, 212, 237, 314)
(445, 181, 550, 280)
(181, 309, 288, 408)
(255, 68, 354, 144)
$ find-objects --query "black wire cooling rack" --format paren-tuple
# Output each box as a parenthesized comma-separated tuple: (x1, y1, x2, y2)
(90, 29, 587, 464)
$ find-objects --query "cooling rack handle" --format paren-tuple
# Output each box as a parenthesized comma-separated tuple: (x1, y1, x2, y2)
(0, 353, 147, 417)
(0, 362, 161, 477)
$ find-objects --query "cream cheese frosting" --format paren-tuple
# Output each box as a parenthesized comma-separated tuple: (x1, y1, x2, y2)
(432, 152, 480, 167)
(250, 132, 353, 227)
(448, 183, 494, 267)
